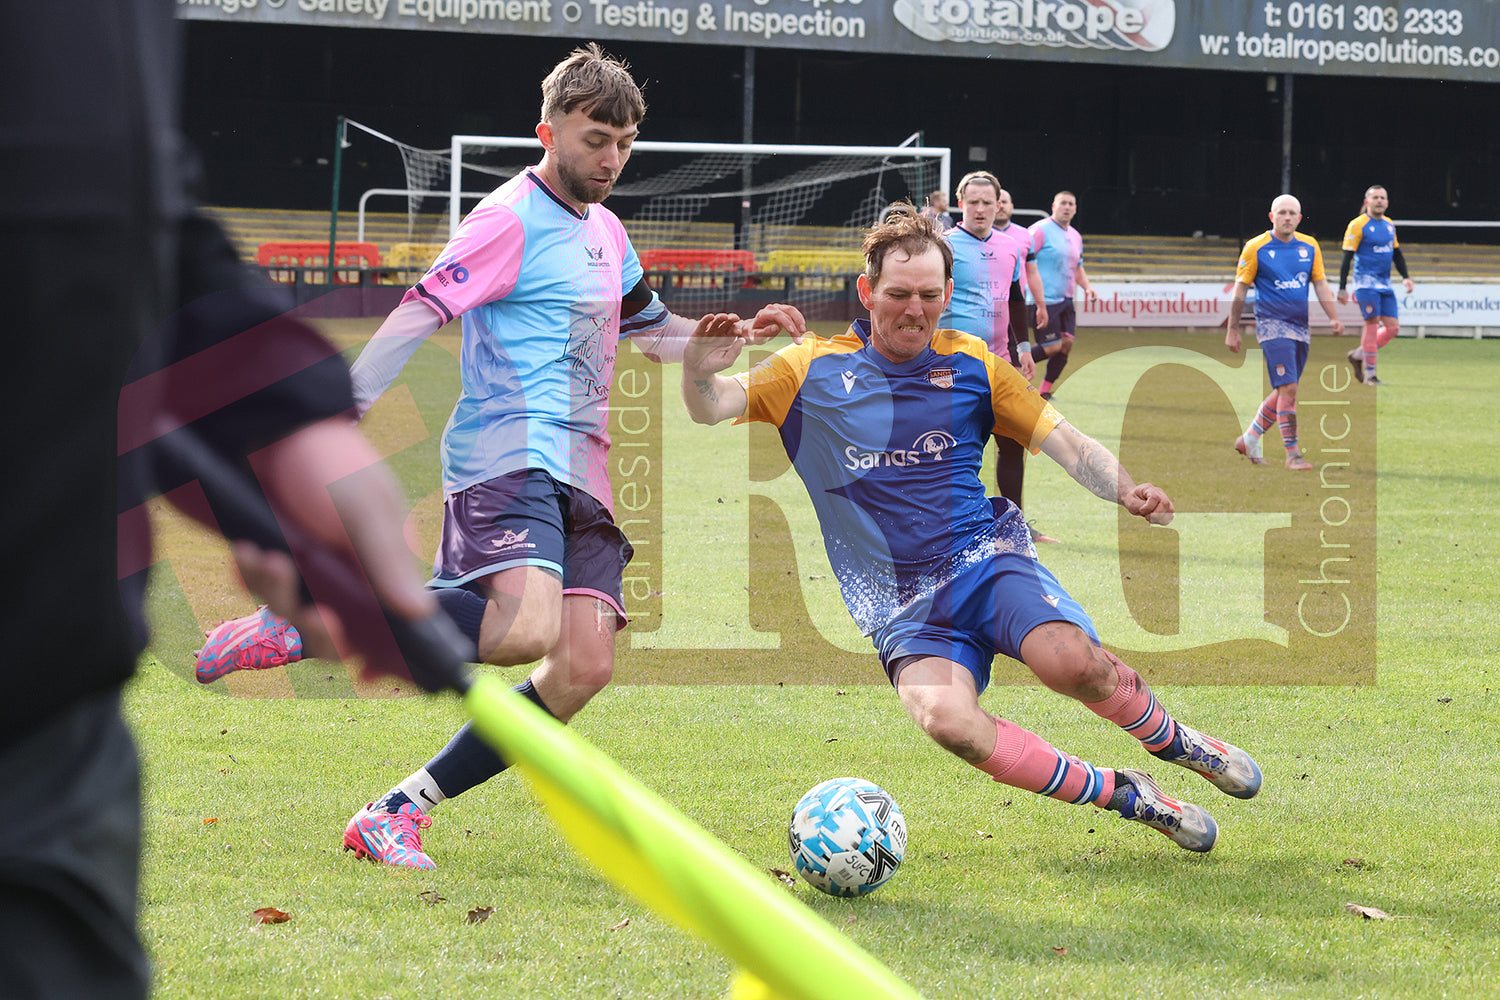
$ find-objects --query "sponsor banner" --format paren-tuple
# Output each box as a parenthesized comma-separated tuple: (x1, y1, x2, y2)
(1079, 281, 1500, 328)
(177, 0, 1500, 82)
(1397, 284, 1500, 327)
(1080, 281, 1233, 328)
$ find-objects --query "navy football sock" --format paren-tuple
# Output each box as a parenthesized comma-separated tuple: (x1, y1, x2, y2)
(431, 587, 486, 659)
(423, 678, 556, 798)
(1044, 351, 1069, 385)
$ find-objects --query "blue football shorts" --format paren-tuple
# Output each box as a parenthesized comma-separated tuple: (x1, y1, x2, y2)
(431, 468, 633, 621)
(871, 505, 1098, 694)
(1355, 287, 1398, 320)
(1258, 335, 1310, 389)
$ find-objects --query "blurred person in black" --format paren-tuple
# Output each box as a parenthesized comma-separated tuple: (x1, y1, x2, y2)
(1, 3, 438, 996)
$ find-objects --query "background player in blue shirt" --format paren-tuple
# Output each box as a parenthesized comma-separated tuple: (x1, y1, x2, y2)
(1338, 185, 1414, 386)
(1226, 194, 1345, 471)
(681, 205, 1263, 854)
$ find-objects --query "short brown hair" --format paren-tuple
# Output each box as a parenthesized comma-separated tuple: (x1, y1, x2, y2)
(955, 171, 1000, 200)
(540, 43, 646, 128)
(862, 202, 953, 286)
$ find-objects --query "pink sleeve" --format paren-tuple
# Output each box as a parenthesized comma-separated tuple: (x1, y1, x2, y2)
(1030, 226, 1046, 254)
(403, 200, 524, 321)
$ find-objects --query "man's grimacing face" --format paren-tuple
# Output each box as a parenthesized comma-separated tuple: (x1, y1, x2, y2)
(858, 244, 952, 365)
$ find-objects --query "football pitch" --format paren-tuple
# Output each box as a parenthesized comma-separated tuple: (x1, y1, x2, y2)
(130, 328, 1500, 999)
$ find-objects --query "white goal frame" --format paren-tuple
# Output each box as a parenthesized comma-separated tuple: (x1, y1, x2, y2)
(447, 136, 951, 239)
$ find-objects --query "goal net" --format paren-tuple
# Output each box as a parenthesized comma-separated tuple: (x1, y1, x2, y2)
(342, 121, 949, 315)
(458, 136, 948, 314)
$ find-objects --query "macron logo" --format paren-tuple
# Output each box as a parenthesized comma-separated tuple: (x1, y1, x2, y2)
(841, 371, 856, 394)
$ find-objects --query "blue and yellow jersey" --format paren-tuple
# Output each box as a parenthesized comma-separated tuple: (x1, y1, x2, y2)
(1236, 231, 1326, 340)
(1341, 213, 1400, 290)
(732, 320, 1060, 634)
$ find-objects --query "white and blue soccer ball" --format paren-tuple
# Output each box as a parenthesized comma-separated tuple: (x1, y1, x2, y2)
(788, 777, 907, 897)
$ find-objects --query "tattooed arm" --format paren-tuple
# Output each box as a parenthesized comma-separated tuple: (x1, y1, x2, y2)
(1037, 419, 1175, 525)
(680, 313, 750, 425)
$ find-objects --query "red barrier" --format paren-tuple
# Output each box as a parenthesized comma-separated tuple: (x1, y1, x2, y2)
(255, 241, 383, 285)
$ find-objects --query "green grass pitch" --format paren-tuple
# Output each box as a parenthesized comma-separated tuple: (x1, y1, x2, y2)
(130, 328, 1500, 999)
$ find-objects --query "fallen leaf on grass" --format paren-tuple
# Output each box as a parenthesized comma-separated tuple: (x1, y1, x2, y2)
(1051, 946, 1068, 956)
(609, 917, 631, 931)
(418, 890, 446, 906)
(1342, 858, 1367, 869)
(252, 907, 291, 924)
(1344, 903, 1392, 920)
(466, 907, 494, 924)
(202, 817, 218, 825)
(768, 868, 798, 889)
(975, 830, 993, 840)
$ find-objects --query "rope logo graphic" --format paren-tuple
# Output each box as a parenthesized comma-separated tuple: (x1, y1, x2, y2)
(893, 0, 1175, 52)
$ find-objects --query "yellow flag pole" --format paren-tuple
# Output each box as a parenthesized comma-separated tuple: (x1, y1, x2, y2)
(463, 676, 924, 1000)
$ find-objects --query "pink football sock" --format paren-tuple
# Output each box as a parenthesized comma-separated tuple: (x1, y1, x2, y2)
(976, 717, 1114, 807)
(1083, 653, 1178, 753)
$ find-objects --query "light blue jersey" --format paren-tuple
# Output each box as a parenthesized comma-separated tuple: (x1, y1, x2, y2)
(941, 226, 1024, 353)
(1024, 218, 1084, 305)
(394, 169, 667, 510)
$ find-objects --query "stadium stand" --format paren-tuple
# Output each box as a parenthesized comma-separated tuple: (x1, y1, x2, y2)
(761, 249, 867, 292)
(638, 248, 757, 288)
(202, 207, 1500, 283)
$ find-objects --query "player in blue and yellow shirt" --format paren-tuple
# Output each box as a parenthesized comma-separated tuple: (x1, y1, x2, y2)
(1338, 185, 1414, 386)
(1225, 194, 1344, 471)
(682, 205, 1264, 854)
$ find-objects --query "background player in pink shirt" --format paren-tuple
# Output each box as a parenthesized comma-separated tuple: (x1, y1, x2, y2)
(1024, 191, 1098, 400)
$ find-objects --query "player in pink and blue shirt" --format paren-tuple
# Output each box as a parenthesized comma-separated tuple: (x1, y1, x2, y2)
(193, 45, 804, 868)
(940, 172, 1055, 542)
(1023, 191, 1097, 399)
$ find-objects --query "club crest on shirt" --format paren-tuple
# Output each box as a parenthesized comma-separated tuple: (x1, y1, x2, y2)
(584, 245, 609, 268)
(927, 367, 957, 389)
(841, 370, 856, 394)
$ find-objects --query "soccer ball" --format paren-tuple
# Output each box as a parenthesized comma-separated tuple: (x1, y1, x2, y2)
(788, 777, 907, 897)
